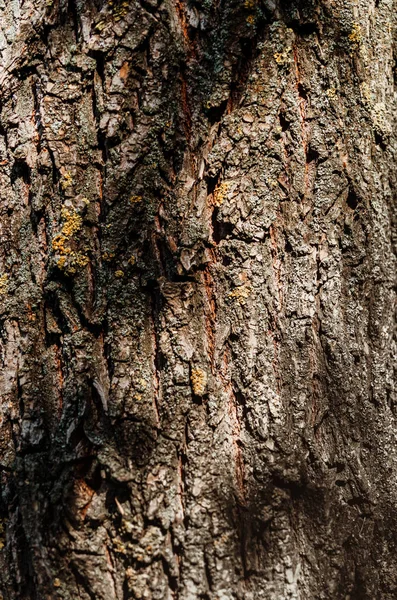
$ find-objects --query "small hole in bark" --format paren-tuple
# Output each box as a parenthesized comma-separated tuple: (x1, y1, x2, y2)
(68, 422, 87, 450)
(68, 0, 79, 40)
(343, 220, 352, 235)
(346, 496, 367, 507)
(84, 462, 103, 492)
(212, 209, 234, 243)
(207, 174, 220, 196)
(11, 160, 31, 185)
(30, 202, 44, 235)
(141, 0, 160, 13)
(374, 131, 387, 150)
(15, 64, 37, 80)
(291, 21, 318, 36)
(222, 255, 233, 266)
(106, 485, 130, 512)
(206, 100, 228, 125)
(297, 82, 308, 100)
(346, 189, 358, 210)
(306, 146, 319, 163)
(279, 112, 289, 131)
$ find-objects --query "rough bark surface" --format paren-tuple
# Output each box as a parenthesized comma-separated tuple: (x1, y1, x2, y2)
(0, 0, 396, 598)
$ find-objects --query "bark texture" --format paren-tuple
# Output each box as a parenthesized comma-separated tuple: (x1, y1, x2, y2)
(0, 0, 396, 598)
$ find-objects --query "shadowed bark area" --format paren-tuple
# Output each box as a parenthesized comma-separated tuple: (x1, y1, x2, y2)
(0, 0, 395, 598)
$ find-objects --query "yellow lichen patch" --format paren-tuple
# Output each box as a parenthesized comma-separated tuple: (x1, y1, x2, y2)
(70, 252, 89, 268)
(60, 171, 73, 190)
(95, 20, 107, 32)
(52, 234, 71, 255)
(246, 14, 255, 25)
(56, 256, 67, 270)
(326, 87, 337, 100)
(128, 255, 136, 265)
(0, 274, 8, 296)
(349, 23, 362, 45)
(115, 270, 124, 278)
(130, 195, 143, 204)
(113, 537, 127, 554)
(113, 1, 129, 21)
(213, 182, 230, 207)
(53, 579, 61, 588)
(229, 284, 251, 305)
(52, 207, 88, 273)
(274, 49, 291, 65)
(244, 0, 256, 8)
(191, 368, 207, 396)
(61, 208, 82, 237)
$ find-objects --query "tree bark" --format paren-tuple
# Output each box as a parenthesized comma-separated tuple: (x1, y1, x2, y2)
(0, 0, 396, 598)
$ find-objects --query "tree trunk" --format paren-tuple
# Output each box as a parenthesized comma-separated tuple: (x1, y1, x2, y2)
(0, 0, 395, 598)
